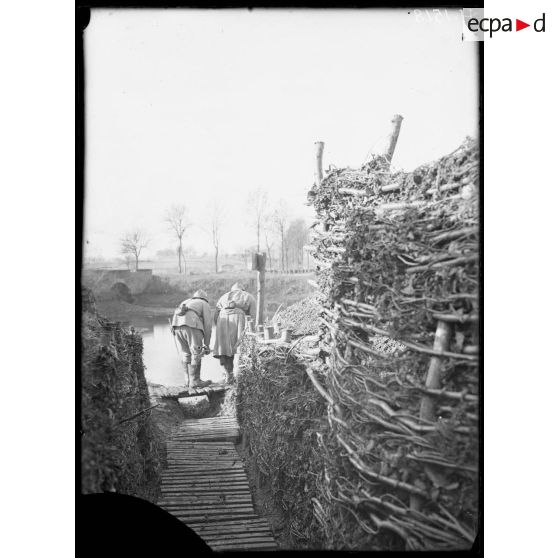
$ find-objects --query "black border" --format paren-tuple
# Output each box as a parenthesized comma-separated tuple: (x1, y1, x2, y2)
(76, 3, 483, 556)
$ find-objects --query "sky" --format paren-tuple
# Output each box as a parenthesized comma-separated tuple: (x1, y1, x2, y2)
(83, 8, 479, 260)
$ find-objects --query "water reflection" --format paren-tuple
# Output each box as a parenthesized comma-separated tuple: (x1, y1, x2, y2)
(132, 318, 226, 387)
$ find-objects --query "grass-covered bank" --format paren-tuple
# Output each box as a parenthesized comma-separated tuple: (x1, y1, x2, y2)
(236, 335, 328, 549)
(81, 289, 165, 500)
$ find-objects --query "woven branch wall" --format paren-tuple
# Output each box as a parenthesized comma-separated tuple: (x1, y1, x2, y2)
(307, 138, 479, 550)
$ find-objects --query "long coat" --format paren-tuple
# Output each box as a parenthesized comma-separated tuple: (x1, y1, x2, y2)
(213, 289, 256, 358)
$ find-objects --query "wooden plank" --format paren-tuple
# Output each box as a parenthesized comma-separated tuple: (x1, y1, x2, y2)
(162, 473, 247, 479)
(166, 449, 238, 453)
(159, 501, 253, 508)
(166, 458, 241, 463)
(197, 529, 274, 538)
(210, 541, 277, 550)
(173, 431, 239, 435)
(161, 484, 250, 490)
(162, 480, 248, 486)
(190, 519, 271, 529)
(160, 486, 250, 492)
(166, 450, 239, 454)
(161, 484, 250, 491)
(172, 438, 240, 442)
(159, 492, 251, 499)
(160, 494, 252, 500)
(171, 513, 257, 522)
(159, 496, 253, 504)
(162, 505, 255, 514)
(162, 476, 248, 483)
(166, 442, 237, 447)
(162, 470, 245, 478)
(163, 509, 257, 518)
(164, 452, 239, 457)
(197, 529, 273, 538)
(166, 449, 238, 454)
(174, 430, 239, 434)
(162, 471, 246, 478)
(165, 456, 239, 460)
(192, 523, 271, 537)
(179, 420, 239, 426)
(159, 493, 252, 500)
(164, 461, 242, 466)
(164, 467, 241, 472)
(164, 457, 243, 461)
(167, 443, 236, 447)
(204, 534, 275, 544)
(209, 536, 275, 543)
(163, 467, 246, 478)
(173, 513, 259, 523)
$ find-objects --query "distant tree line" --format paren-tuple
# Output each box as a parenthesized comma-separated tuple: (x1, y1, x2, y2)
(118, 188, 313, 273)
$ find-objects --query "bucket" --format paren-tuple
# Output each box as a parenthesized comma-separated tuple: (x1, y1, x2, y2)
(264, 326, 274, 340)
(281, 328, 293, 343)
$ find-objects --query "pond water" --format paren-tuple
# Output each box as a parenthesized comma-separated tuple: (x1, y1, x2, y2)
(129, 317, 227, 387)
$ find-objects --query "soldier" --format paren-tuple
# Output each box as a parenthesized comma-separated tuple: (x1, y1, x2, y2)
(171, 289, 212, 389)
(213, 282, 256, 384)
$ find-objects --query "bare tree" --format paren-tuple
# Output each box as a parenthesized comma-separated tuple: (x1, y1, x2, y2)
(273, 199, 290, 271)
(120, 230, 149, 271)
(263, 226, 274, 270)
(246, 188, 268, 253)
(206, 199, 226, 273)
(286, 218, 309, 270)
(165, 205, 189, 274)
(263, 210, 276, 269)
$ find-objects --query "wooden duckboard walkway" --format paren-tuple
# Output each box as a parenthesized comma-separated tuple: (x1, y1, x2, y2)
(173, 416, 241, 443)
(158, 416, 276, 551)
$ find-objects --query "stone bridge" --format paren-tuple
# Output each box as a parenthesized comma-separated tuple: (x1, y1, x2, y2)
(82, 268, 154, 296)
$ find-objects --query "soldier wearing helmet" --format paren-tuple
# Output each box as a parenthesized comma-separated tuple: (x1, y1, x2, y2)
(213, 282, 256, 384)
(171, 289, 213, 389)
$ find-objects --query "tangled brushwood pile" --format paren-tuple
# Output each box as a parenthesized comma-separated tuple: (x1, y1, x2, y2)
(81, 288, 164, 499)
(274, 293, 322, 336)
(306, 138, 479, 550)
(236, 335, 328, 548)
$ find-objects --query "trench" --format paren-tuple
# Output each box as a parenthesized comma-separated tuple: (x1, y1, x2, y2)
(138, 317, 284, 551)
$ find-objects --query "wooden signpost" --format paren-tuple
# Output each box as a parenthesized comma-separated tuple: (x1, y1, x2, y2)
(251, 252, 267, 327)
(314, 141, 324, 187)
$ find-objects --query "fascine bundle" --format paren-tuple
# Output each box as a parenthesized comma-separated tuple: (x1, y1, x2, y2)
(307, 138, 479, 550)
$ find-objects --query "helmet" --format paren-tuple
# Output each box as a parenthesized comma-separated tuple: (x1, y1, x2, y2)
(192, 289, 209, 302)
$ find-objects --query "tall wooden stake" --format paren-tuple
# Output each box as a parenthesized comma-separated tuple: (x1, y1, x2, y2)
(420, 320, 452, 421)
(314, 141, 324, 187)
(383, 114, 404, 164)
(256, 253, 266, 326)
(410, 319, 452, 511)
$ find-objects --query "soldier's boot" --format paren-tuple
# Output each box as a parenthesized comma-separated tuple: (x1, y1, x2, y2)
(225, 358, 235, 385)
(187, 364, 196, 389)
(190, 362, 211, 389)
(183, 361, 191, 388)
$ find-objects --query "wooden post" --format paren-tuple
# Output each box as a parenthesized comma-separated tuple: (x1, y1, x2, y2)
(256, 252, 266, 326)
(419, 320, 452, 421)
(410, 319, 452, 511)
(383, 114, 404, 164)
(314, 141, 324, 187)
